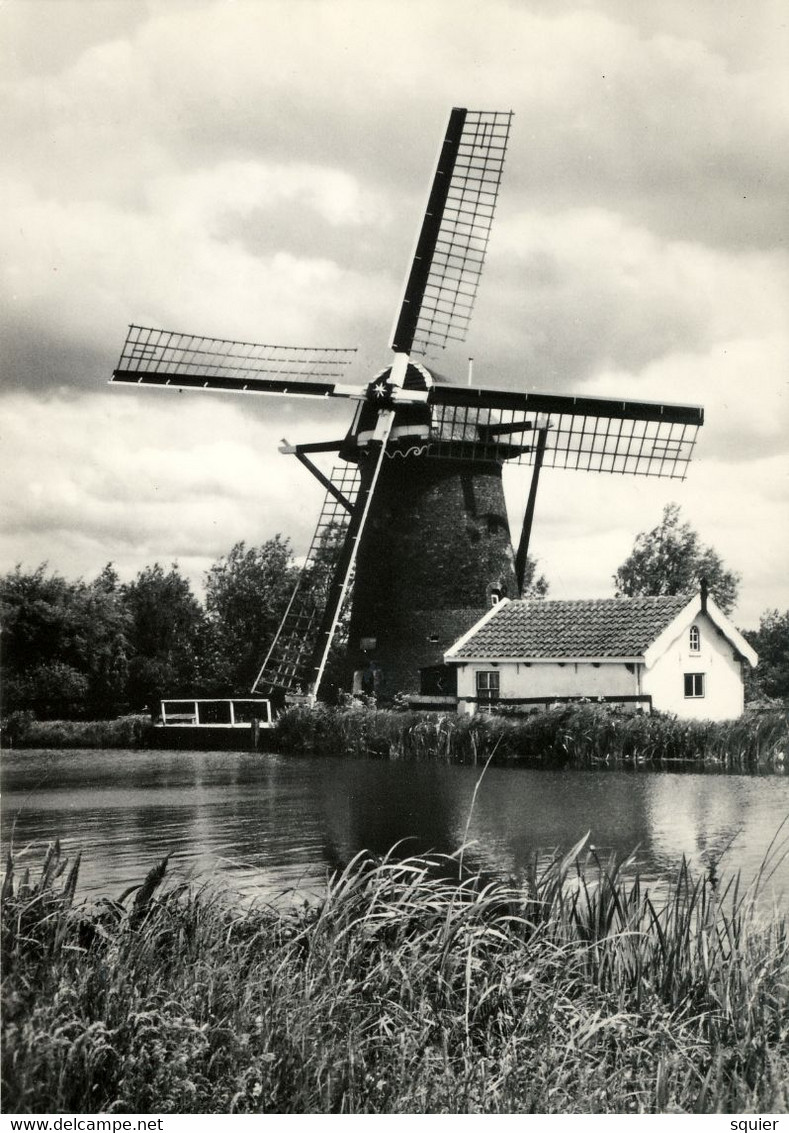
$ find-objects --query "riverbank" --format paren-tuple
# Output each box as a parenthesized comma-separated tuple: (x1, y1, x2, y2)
(3, 703, 787, 769)
(276, 701, 789, 769)
(2, 839, 788, 1114)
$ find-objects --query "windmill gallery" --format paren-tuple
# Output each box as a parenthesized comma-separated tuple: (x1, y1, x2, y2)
(110, 108, 710, 716)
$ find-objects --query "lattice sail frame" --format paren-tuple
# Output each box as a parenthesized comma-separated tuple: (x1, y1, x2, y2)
(254, 464, 361, 696)
(113, 325, 357, 394)
(392, 108, 513, 356)
(414, 110, 512, 352)
(422, 395, 701, 480)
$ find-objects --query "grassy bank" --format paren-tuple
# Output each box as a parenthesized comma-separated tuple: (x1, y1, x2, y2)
(3, 703, 786, 769)
(275, 701, 789, 770)
(2, 838, 788, 1114)
(1, 712, 154, 750)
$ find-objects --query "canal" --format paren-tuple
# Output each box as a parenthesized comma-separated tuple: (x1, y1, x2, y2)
(2, 748, 788, 907)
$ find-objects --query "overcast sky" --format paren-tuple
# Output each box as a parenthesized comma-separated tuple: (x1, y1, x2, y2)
(2, 0, 787, 627)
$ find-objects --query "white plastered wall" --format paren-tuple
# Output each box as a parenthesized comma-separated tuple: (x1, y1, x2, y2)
(642, 611, 745, 720)
(455, 659, 639, 714)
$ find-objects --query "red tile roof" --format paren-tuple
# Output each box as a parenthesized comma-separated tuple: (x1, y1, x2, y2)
(449, 595, 692, 660)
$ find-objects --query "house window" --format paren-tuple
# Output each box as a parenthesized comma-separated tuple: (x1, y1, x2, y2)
(476, 670, 500, 708)
(684, 672, 705, 698)
(490, 588, 502, 607)
(689, 625, 700, 652)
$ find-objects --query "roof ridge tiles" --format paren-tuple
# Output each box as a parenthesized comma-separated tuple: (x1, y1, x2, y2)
(451, 592, 695, 660)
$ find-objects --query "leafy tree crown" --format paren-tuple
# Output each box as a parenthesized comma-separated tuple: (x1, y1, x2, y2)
(613, 503, 740, 614)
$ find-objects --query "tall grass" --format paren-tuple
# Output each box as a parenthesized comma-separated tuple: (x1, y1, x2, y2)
(2, 713, 153, 749)
(275, 702, 788, 770)
(3, 834, 788, 1114)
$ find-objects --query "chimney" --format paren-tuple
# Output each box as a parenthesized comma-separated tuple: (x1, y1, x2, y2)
(700, 577, 709, 613)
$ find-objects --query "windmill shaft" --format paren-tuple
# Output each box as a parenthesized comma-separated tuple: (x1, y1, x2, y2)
(307, 356, 412, 697)
(279, 439, 345, 455)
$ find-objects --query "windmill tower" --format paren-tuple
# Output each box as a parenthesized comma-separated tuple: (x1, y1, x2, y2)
(111, 108, 703, 702)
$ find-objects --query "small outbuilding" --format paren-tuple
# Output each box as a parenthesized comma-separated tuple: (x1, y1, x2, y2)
(444, 584, 758, 721)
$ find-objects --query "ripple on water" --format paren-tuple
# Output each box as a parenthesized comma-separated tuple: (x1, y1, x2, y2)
(1, 748, 787, 909)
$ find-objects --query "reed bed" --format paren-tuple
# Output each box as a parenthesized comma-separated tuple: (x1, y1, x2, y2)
(2, 712, 154, 750)
(275, 702, 788, 770)
(3, 833, 788, 1114)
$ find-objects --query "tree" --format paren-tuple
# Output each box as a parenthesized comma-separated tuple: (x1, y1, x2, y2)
(80, 565, 132, 717)
(205, 538, 298, 692)
(743, 609, 789, 703)
(521, 555, 549, 599)
(613, 503, 740, 614)
(0, 563, 131, 718)
(123, 563, 208, 710)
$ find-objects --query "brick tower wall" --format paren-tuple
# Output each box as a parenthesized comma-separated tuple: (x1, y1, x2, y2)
(347, 455, 517, 697)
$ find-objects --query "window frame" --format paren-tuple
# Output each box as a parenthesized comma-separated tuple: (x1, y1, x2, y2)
(476, 669, 500, 707)
(684, 672, 705, 699)
(689, 625, 701, 653)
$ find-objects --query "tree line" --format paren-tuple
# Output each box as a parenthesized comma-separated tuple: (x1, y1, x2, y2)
(1, 506, 786, 720)
(0, 539, 297, 720)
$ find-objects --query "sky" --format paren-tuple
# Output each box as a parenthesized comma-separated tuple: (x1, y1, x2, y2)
(1, 0, 787, 628)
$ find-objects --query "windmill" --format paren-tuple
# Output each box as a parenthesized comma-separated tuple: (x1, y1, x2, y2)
(111, 107, 703, 703)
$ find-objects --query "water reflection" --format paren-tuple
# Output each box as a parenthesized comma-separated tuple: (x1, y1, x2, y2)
(1, 749, 787, 908)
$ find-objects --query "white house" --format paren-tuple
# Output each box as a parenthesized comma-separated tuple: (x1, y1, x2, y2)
(444, 584, 758, 721)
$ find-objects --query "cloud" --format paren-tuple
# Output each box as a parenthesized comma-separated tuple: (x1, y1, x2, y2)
(584, 335, 789, 462)
(4, 1, 786, 244)
(2, 0, 787, 630)
(0, 389, 349, 592)
(1, 170, 395, 389)
(4, 0, 787, 392)
(454, 206, 789, 394)
(145, 161, 392, 234)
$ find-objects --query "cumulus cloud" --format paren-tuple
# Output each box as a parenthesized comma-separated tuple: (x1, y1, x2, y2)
(584, 335, 789, 461)
(1, 169, 395, 387)
(0, 389, 348, 592)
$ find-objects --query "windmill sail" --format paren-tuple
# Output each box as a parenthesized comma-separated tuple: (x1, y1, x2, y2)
(112, 325, 358, 397)
(423, 386, 703, 480)
(391, 108, 513, 355)
(253, 463, 361, 695)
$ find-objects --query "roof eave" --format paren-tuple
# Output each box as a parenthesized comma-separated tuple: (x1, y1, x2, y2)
(642, 594, 759, 668)
(703, 597, 759, 667)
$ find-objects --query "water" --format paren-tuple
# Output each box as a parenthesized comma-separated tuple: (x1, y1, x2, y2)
(2, 748, 788, 908)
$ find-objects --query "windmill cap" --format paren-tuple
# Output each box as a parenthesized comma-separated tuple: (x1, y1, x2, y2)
(371, 361, 433, 392)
